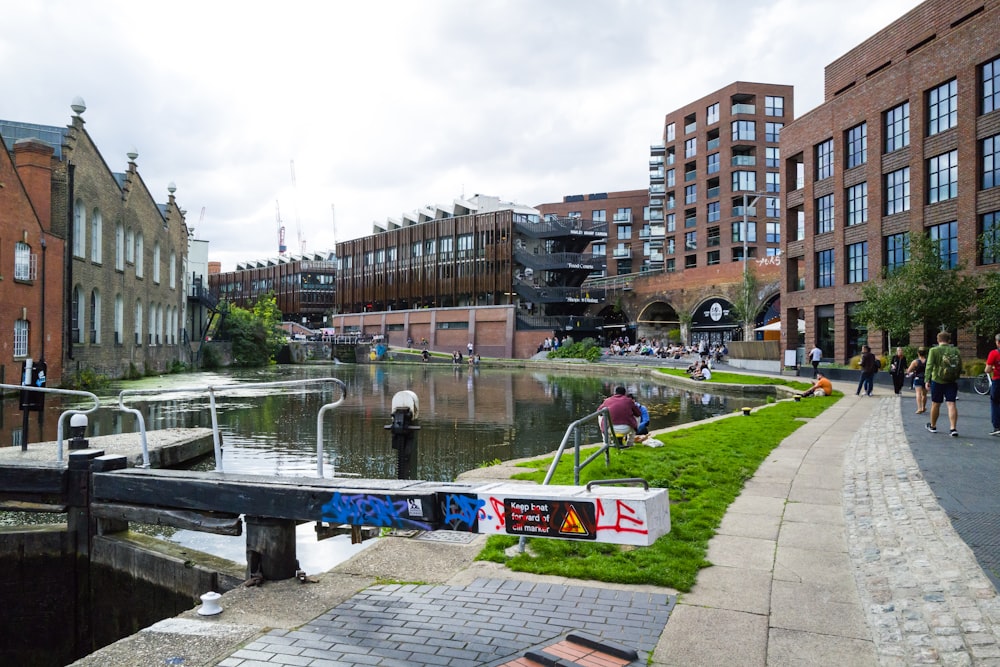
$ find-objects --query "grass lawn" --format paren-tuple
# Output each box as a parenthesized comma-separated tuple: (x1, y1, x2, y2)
(476, 390, 840, 592)
(656, 367, 814, 390)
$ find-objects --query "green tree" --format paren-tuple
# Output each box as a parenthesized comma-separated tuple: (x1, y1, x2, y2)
(728, 264, 768, 341)
(974, 270, 1000, 338)
(854, 233, 977, 339)
(216, 292, 284, 367)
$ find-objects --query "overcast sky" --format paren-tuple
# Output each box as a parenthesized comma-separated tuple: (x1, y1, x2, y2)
(2, 0, 924, 271)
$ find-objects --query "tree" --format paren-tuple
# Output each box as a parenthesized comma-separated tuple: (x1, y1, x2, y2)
(727, 264, 770, 341)
(974, 270, 1000, 338)
(853, 233, 977, 341)
(215, 292, 284, 367)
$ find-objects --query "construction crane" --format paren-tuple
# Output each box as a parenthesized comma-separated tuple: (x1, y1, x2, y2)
(276, 200, 287, 255)
(290, 160, 306, 254)
(189, 206, 205, 240)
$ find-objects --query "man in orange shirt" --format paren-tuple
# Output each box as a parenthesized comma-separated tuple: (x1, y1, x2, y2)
(801, 372, 833, 397)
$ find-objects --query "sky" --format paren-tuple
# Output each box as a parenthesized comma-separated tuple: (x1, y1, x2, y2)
(2, 0, 925, 271)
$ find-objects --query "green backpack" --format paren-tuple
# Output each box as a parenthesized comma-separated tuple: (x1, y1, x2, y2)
(937, 345, 961, 384)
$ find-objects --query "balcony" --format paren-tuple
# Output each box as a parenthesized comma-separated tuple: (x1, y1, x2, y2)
(650, 143, 665, 155)
(613, 212, 632, 223)
(649, 169, 664, 182)
(648, 225, 665, 237)
(732, 155, 756, 167)
(647, 210, 664, 221)
(732, 103, 756, 115)
(649, 156, 664, 166)
(707, 137, 720, 150)
(649, 184, 666, 195)
(733, 206, 758, 217)
(649, 251, 664, 262)
(684, 170, 697, 182)
(707, 186, 720, 199)
(612, 248, 632, 259)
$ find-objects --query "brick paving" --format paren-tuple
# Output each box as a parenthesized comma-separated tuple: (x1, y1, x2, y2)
(218, 578, 675, 666)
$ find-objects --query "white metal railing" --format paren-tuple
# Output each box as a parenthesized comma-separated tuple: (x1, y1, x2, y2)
(0, 383, 101, 463)
(117, 378, 347, 474)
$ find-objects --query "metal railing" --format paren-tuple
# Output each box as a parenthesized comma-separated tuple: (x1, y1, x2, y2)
(117, 378, 347, 474)
(0, 383, 101, 462)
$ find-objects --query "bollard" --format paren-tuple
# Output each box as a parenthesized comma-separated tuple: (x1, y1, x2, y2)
(69, 413, 90, 450)
(386, 390, 420, 479)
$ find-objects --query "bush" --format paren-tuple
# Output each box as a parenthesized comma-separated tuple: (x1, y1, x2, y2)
(547, 338, 602, 362)
(200, 343, 221, 370)
(61, 368, 110, 392)
(966, 359, 986, 376)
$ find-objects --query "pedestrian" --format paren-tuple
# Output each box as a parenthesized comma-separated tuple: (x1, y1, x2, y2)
(925, 331, 962, 437)
(467, 342, 474, 356)
(985, 334, 1000, 436)
(856, 344, 878, 397)
(801, 371, 833, 397)
(889, 346, 908, 395)
(808, 345, 822, 377)
(905, 347, 928, 414)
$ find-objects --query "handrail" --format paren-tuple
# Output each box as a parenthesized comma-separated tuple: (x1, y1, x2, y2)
(542, 407, 616, 487)
(0, 383, 101, 463)
(118, 378, 347, 474)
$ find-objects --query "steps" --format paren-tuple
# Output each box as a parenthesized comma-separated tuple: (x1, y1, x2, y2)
(496, 632, 640, 666)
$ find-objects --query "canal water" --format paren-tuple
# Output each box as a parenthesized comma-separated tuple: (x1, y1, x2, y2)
(5, 362, 768, 571)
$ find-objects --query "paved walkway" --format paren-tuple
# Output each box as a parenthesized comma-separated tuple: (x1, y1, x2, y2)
(76, 377, 1000, 666)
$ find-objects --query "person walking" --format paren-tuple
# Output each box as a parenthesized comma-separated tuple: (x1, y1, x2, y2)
(808, 345, 822, 378)
(856, 345, 878, 397)
(889, 347, 908, 395)
(925, 331, 962, 437)
(905, 347, 928, 414)
(985, 334, 1000, 436)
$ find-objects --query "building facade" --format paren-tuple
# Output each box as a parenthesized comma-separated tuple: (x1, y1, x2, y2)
(780, 0, 1000, 362)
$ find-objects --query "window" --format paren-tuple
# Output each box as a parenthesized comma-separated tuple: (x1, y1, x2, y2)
(706, 102, 719, 125)
(707, 250, 720, 265)
(765, 96, 784, 117)
(766, 221, 780, 244)
(928, 150, 958, 203)
(795, 209, 806, 241)
(817, 249, 835, 288)
(732, 120, 755, 141)
(665, 258, 676, 272)
(153, 242, 161, 283)
(732, 221, 756, 243)
(847, 183, 868, 226)
(615, 207, 631, 222)
(666, 122, 675, 142)
(592, 242, 606, 256)
(115, 223, 124, 270)
(847, 242, 868, 283)
(707, 153, 720, 174)
(765, 122, 782, 143)
(685, 184, 696, 205)
(765, 172, 780, 193)
(126, 228, 134, 263)
(90, 289, 101, 344)
(73, 199, 85, 258)
(980, 212, 1000, 265)
(732, 170, 756, 192)
(984, 134, 1000, 189)
(765, 146, 780, 168)
(886, 232, 910, 273)
(928, 79, 957, 135)
(685, 255, 697, 269)
(169, 251, 176, 288)
(846, 123, 867, 168)
(816, 139, 834, 180)
(90, 209, 102, 263)
(765, 196, 780, 217)
(985, 56, 1000, 114)
(685, 138, 697, 157)
(685, 231, 697, 250)
(114, 295, 123, 345)
(135, 233, 144, 277)
(707, 226, 721, 247)
(929, 221, 958, 268)
(816, 194, 835, 234)
(14, 242, 32, 280)
(666, 213, 676, 232)
(707, 201, 720, 223)
(617, 225, 631, 238)
(666, 237, 675, 254)
(592, 209, 606, 222)
(885, 167, 911, 215)
(72, 285, 83, 344)
(14, 319, 28, 357)
(885, 102, 910, 152)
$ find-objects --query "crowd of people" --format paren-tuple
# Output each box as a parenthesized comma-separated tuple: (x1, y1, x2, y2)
(604, 336, 728, 363)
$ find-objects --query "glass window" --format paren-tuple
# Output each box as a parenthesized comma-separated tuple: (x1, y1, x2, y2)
(765, 196, 780, 217)
(765, 172, 780, 193)
(766, 221, 780, 244)
(765, 96, 784, 117)
(134, 233, 144, 278)
(73, 199, 85, 258)
(732, 221, 756, 243)
(707, 201, 720, 222)
(930, 221, 959, 268)
(592, 209, 606, 222)
(592, 242, 606, 256)
(90, 289, 101, 344)
(765, 122, 783, 143)
(706, 102, 720, 125)
(666, 122, 675, 142)
(685, 231, 697, 250)
(816, 139, 834, 180)
(707, 250, 720, 265)
(985, 56, 1000, 114)
(153, 242, 161, 284)
(885, 102, 910, 152)
(685, 184, 697, 205)
(169, 251, 176, 288)
(732, 120, 756, 141)
(666, 169, 675, 187)
(617, 225, 631, 238)
(684, 137, 697, 157)
(115, 223, 124, 270)
(14, 319, 28, 357)
(928, 79, 958, 135)
(885, 167, 911, 215)
(980, 211, 1000, 265)
(666, 213, 676, 232)
(90, 209, 102, 263)
(846, 122, 867, 169)
(817, 249, 835, 288)
(847, 183, 868, 226)
(847, 242, 868, 283)
(765, 146, 780, 168)
(796, 209, 806, 241)
(983, 134, 1000, 189)
(666, 237, 675, 254)
(886, 232, 910, 274)
(816, 194, 835, 234)
(707, 153, 720, 174)
(928, 150, 958, 203)
(732, 170, 757, 192)
(114, 295, 123, 344)
(14, 241, 31, 280)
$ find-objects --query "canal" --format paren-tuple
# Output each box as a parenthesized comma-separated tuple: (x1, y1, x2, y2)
(3, 362, 768, 570)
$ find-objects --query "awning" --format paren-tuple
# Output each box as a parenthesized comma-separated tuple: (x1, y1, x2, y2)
(754, 319, 805, 333)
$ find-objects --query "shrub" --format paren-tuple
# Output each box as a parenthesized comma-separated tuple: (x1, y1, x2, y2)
(61, 368, 110, 392)
(200, 343, 221, 370)
(547, 337, 602, 362)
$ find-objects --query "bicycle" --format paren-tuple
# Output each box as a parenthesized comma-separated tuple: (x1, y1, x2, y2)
(973, 372, 992, 395)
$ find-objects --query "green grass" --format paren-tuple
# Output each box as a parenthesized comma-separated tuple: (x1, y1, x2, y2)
(476, 396, 836, 592)
(656, 367, 813, 390)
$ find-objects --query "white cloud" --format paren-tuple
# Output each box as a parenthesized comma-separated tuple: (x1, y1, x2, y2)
(0, 0, 923, 270)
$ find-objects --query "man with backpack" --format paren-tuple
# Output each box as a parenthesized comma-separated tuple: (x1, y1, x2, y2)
(925, 331, 962, 437)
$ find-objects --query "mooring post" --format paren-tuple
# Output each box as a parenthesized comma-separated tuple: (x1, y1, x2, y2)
(67, 449, 104, 559)
(91, 455, 129, 535)
(387, 390, 420, 480)
(244, 516, 297, 581)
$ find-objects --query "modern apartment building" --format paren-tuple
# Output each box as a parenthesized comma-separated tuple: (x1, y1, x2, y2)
(652, 81, 794, 276)
(780, 0, 1000, 362)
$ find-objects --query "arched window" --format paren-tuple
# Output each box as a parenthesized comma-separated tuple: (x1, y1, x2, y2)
(114, 294, 123, 345)
(73, 199, 86, 258)
(115, 223, 124, 270)
(135, 233, 144, 278)
(90, 289, 101, 344)
(72, 285, 84, 343)
(149, 305, 156, 346)
(90, 208, 102, 263)
(126, 228, 135, 263)
(135, 301, 143, 346)
(153, 242, 161, 283)
(14, 242, 32, 281)
(169, 251, 177, 289)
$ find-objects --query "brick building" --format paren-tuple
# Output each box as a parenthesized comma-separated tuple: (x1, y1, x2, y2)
(780, 0, 1000, 362)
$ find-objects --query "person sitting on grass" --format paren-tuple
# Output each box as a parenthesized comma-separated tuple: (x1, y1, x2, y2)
(693, 364, 712, 381)
(801, 372, 832, 397)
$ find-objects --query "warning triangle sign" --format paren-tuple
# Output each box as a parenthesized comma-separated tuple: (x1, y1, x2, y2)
(559, 505, 590, 537)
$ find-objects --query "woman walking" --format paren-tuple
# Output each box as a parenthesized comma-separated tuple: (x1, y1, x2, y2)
(889, 347, 908, 395)
(906, 347, 928, 413)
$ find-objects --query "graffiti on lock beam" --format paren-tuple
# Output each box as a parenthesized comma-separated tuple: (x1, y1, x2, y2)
(440, 493, 484, 532)
(320, 492, 432, 531)
(504, 498, 597, 540)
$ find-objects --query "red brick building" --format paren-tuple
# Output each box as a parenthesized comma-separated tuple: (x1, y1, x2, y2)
(781, 0, 1000, 363)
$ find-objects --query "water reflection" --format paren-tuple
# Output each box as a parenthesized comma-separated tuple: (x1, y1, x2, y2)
(2, 364, 767, 482)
